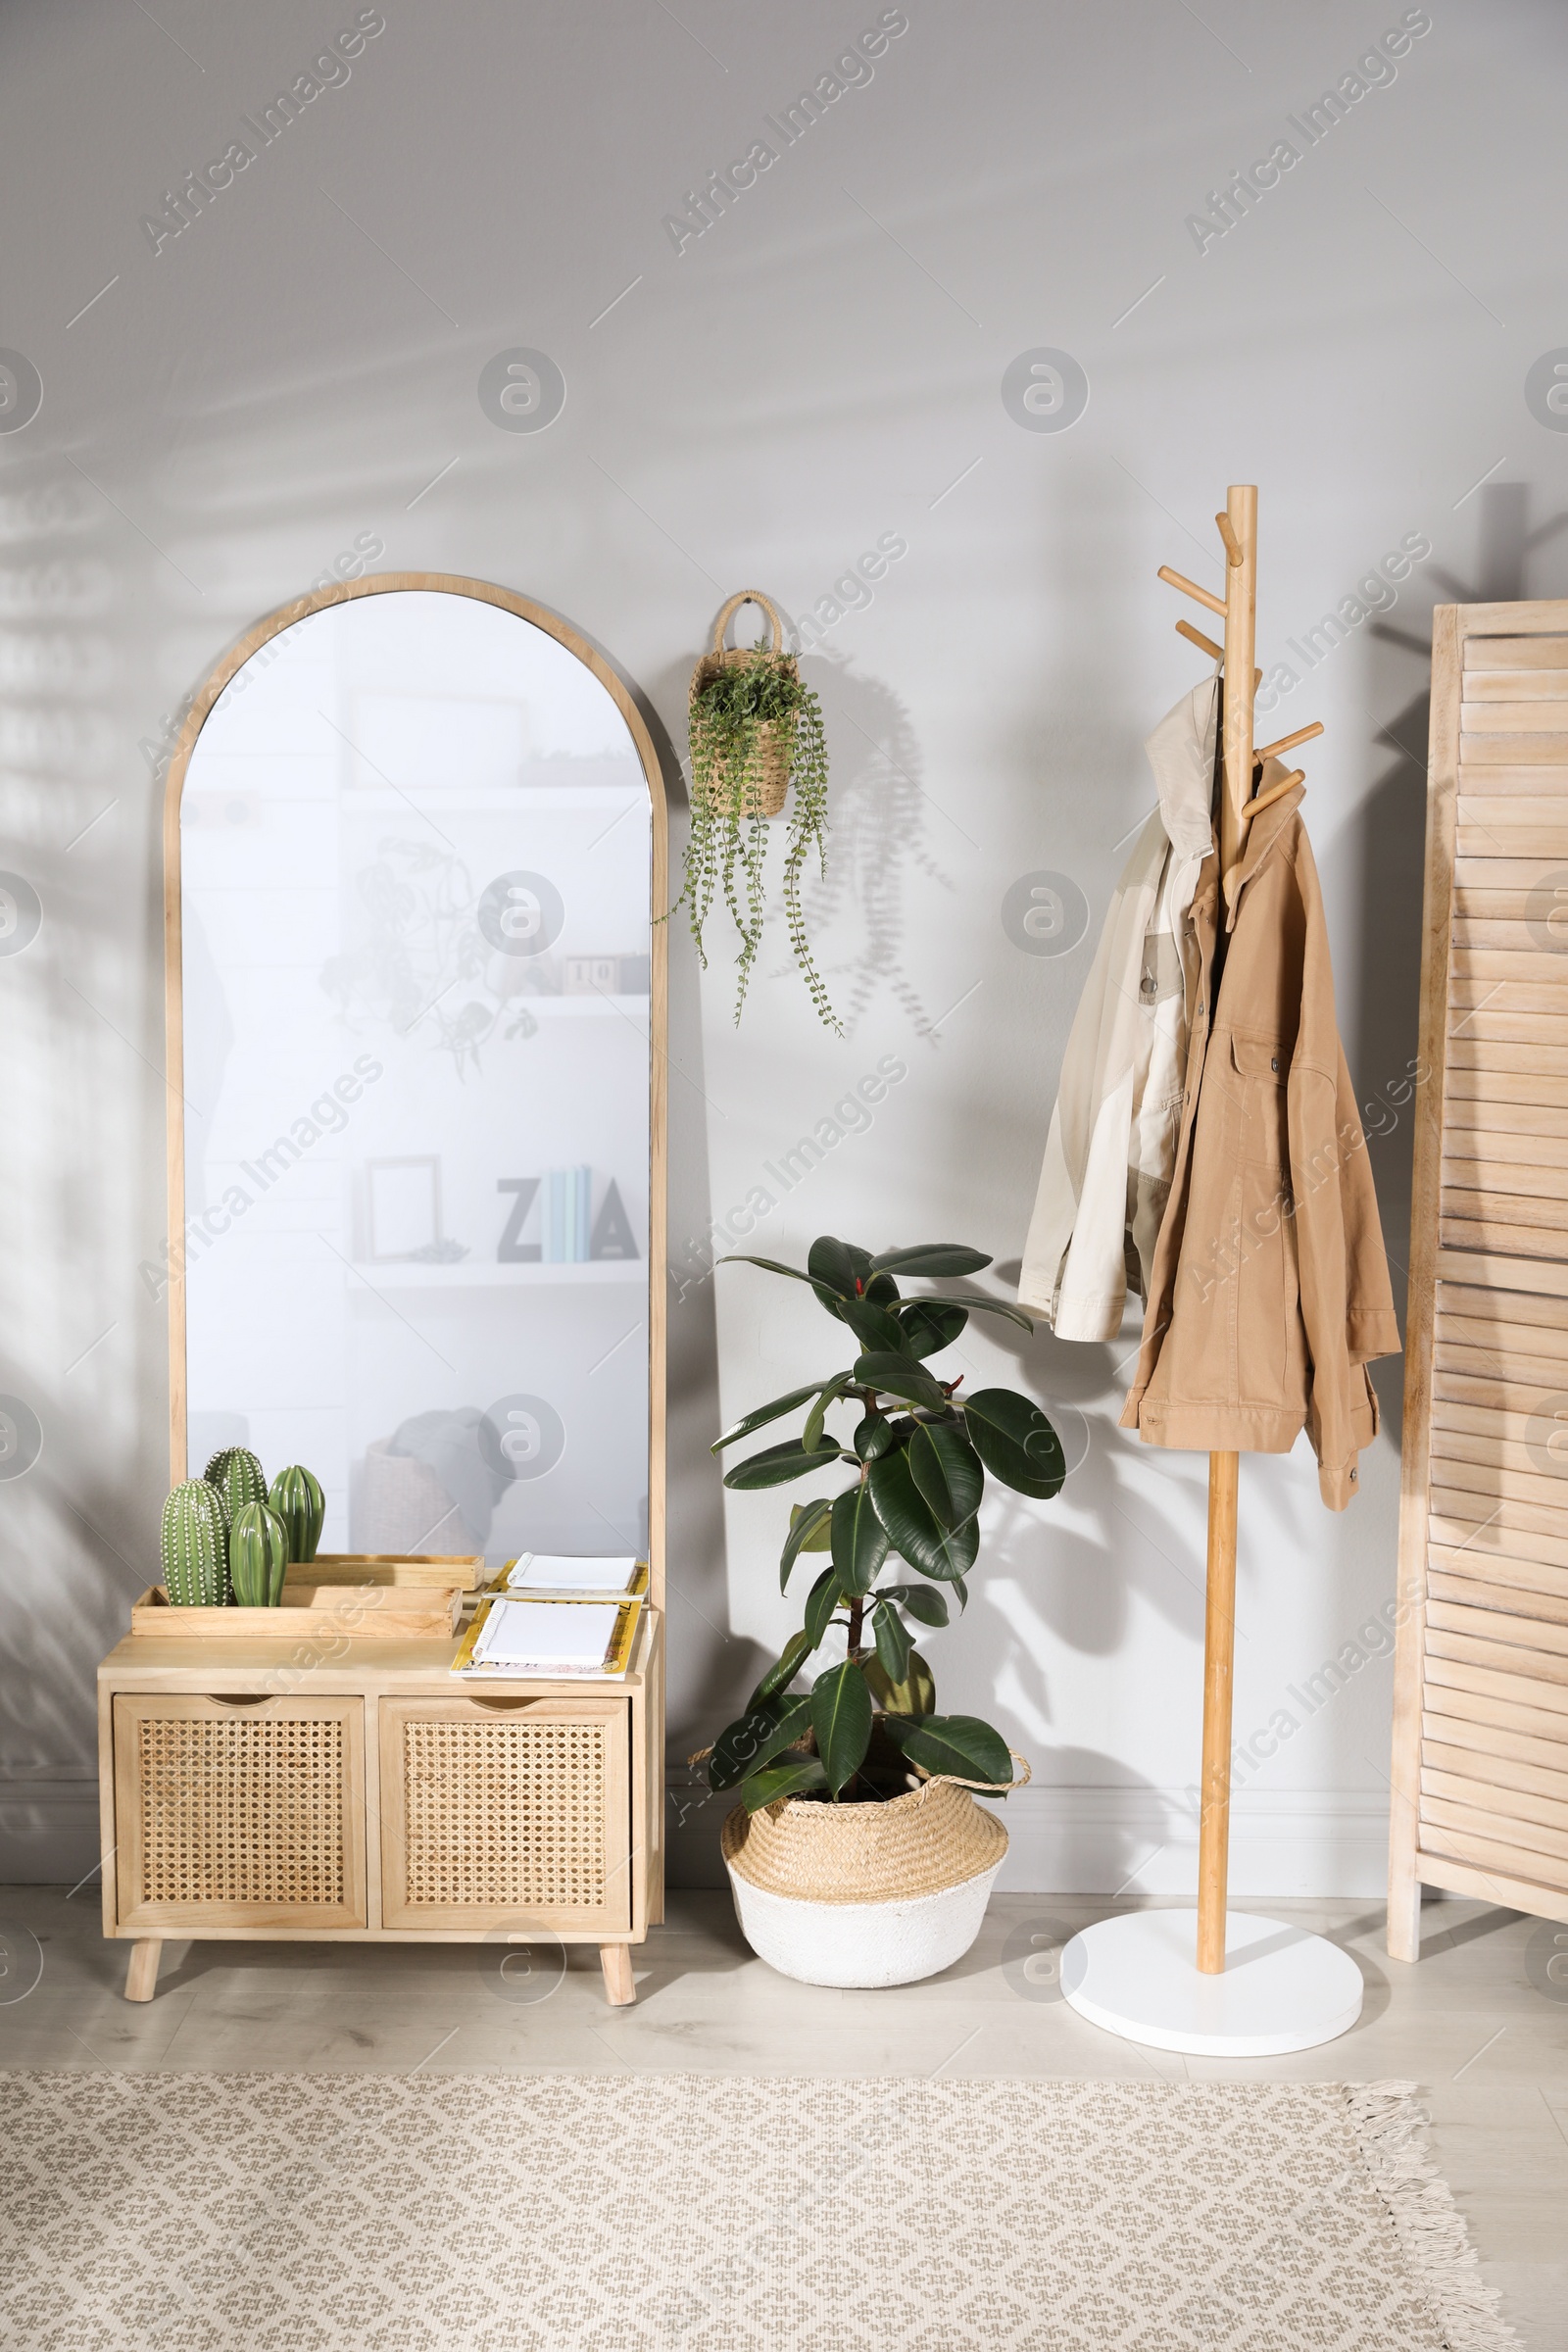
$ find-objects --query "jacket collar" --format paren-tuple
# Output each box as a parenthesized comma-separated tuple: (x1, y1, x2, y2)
(1144, 677, 1219, 862)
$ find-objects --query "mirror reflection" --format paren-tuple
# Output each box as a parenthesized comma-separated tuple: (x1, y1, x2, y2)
(178, 588, 653, 1562)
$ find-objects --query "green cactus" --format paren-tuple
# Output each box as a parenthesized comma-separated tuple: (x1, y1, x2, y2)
(161, 1479, 230, 1607)
(229, 1500, 290, 1607)
(204, 1446, 268, 1521)
(269, 1464, 325, 1563)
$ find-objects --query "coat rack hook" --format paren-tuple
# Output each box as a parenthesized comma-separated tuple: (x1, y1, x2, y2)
(1215, 513, 1244, 567)
(1157, 564, 1227, 618)
(1254, 720, 1324, 763)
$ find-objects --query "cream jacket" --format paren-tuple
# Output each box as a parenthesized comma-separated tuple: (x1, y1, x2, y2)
(1018, 680, 1218, 1341)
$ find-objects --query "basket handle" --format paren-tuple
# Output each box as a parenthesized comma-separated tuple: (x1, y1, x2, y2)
(710, 589, 789, 659)
(915, 1747, 1033, 1795)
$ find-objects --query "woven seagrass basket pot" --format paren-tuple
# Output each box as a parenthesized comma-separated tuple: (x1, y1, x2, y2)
(721, 1755, 1028, 1988)
(689, 590, 797, 819)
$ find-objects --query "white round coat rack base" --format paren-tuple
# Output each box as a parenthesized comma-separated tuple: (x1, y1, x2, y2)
(1060, 1908, 1364, 2057)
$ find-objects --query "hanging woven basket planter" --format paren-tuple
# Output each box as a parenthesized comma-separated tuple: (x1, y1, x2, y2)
(688, 590, 797, 818)
(719, 1752, 1028, 1988)
(664, 589, 839, 1031)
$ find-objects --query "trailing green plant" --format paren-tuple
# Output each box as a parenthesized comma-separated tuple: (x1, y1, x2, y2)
(668, 649, 839, 1032)
(269, 1464, 325, 1563)
(161, 1478, 230, 1607)
(229, 1500, 290, 1607)
(706, 1237, 1064, 1811)
(204, 1446, 268, 1521)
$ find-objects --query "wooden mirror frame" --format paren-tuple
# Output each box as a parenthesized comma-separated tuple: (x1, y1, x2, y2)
(161, 572, 668, 1612)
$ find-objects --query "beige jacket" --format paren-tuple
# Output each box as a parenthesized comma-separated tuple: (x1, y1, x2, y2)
(1018, 681, 1217, 1340)
(1119, 781, 1401, 1507)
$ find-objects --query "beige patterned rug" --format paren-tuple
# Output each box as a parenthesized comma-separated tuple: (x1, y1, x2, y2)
(0, 2073, 1515, 2351)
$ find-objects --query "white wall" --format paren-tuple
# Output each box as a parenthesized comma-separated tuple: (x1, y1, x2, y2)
(2, 0, 1564, 1890)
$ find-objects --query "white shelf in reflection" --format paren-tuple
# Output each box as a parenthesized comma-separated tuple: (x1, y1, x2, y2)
(499, 995, 650, 1018)
(353, 1258, 646, 1288)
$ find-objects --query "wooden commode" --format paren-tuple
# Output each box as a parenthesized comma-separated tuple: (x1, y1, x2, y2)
(98, 1611, 663, 2006)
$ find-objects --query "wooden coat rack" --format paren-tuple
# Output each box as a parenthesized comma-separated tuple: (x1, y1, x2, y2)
(1062, 489, 1362, 2053)
(1158, 487, 1323, 1975)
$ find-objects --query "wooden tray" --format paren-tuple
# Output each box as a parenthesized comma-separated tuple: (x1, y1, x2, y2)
(304, 1552, 487, 1590)
(130, 1584, 463, 1639)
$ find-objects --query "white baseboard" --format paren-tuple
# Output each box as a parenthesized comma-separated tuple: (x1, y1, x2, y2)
(0, 1772, 101, 1887)
(663, 1779, 1394, 1899)
(990, 1785, 1392, 1899)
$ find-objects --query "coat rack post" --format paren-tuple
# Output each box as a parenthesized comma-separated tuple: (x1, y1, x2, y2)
(1196, 482, 1256, 1977)
(1061, 481, 1363, 2052)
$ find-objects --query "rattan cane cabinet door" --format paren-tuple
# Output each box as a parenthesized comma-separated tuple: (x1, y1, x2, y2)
(379, 1695, 631, 1933)
(113, 1694, 368, 1931)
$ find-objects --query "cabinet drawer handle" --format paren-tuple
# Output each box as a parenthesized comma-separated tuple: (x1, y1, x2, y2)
(466, 1695, 541, 1711)
(208, 1694, 270, 1708)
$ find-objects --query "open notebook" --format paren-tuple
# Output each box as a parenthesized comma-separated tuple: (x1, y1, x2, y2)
(452, 1594, 641, 1680)
(491, 1553, 649, 1598)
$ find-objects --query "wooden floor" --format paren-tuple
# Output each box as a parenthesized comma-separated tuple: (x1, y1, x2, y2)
(1, 1886, 1562, 2347)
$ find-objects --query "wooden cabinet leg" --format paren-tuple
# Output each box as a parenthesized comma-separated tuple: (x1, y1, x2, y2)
(600, 1943, 636, 2006)
(124, 1939, 163, 2002)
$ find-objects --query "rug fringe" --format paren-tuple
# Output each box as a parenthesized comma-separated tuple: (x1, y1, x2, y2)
(1341, 2081, 1520, 2352)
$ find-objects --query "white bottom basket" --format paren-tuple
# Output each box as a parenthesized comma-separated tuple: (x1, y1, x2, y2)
(725, 1857, 1005, 1988)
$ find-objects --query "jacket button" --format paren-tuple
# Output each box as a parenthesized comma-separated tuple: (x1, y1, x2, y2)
(1196, 1002, 1203, 1015)
(1270, 1055, 1279, 1072)
(1349, 1468, 1356, 1483)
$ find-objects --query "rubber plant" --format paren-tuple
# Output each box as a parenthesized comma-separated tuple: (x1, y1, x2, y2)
(706, 1237, 1064, 1809)
(671, 638, 839, 1034)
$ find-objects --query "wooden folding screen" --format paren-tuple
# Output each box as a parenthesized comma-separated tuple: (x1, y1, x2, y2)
(1389, 599, 1568, 1956)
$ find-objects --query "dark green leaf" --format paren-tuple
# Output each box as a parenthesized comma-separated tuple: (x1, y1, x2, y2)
(864, 1271, 901, 1305)
(907, 1422, 985, 1530)
(802, 1373, 851, 1455)
(803, 1565, 842, 1651)
(710, 1380, 829, 1453)
(780, 1496, 833, 1590)
(830, 1481, 890, 1596)
(951, 1575, 969, 1612)
(741, 1693, 813, 1777)
(808, 1236, 872, 1298)
(880, 1582, 950, 1628)
(962, 1390, 1066, 1498)
(810, 1659, 874, 1796)
(914, 1294, 1035, 1334)
(740, 1755, 828, 1811)
(873, 1599, 912, 1685)
(862, 1647, 936, 1718)
(868, 1447, 980, 1581)
(869, 1245, 993, 1277)
(854, 1413, 897, 1462)
(748, 1629, 814, 1708)
(709, 1701, 788, 1789)
(897, 1299, 968, 1358)
(883, 1713, 1014, 1789)
(717, 1253, 814, 1286)
(833, 1296, 908, 1353)
(853, 1351, 947, 1411)
(725, 1440, 848, 1491)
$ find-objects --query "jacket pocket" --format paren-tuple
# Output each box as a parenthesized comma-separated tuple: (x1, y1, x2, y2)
(1232, 1034, 1289, 1167)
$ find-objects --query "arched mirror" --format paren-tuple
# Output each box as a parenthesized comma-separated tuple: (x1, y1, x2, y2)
(164, 576, 665, 1587)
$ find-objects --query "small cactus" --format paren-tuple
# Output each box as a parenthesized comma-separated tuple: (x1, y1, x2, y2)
(269, 1464, 324, 1563)
(204, 1446, 268, 1521)
(229, 1500, 290, 1607)
(161, 1479, 230, 1607)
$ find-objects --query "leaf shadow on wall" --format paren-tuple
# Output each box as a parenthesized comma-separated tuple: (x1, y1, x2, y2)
(771, 659, 954, 1039)
(949, 1296, 1212, 1661)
